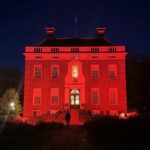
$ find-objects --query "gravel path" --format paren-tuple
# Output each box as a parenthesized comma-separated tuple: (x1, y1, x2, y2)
(45, 126, 95, 150)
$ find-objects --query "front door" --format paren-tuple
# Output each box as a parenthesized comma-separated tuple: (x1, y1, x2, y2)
(70, 89, 80, 109)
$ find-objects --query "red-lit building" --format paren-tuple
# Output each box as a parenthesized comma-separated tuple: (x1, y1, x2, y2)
(23, 26, 127, 118)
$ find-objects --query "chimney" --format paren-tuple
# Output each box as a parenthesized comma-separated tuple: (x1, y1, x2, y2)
(45, 26, 55, 36)
(96, 26, 106, 37)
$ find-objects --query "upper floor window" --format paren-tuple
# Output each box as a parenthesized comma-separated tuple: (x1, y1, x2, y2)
(91, 48, 99, 53)
(108, 64, 117, 78)
(32, 111, 41, 117)
(72, 65, 78, 78)
(51, 48, 59, 53)
(109, 88, 117, 105)
(33, 88, 41, 105)
(71, 48, 79, 53)
(108, 47, 116, 53)
(50, 88, 59, 105)
(34, 65, 42, 78)
(34, 48, 42, 53)
(91, 65, 99, 78)
(51, 65, 59, 78)
(91, 88, 99, 105)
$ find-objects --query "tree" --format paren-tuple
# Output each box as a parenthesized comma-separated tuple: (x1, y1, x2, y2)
(0, 89, 22, 116)
(0, 67, 23, 97)
(126, 55, 150, 113)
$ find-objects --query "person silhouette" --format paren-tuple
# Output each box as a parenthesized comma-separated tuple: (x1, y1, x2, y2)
(65, 111, 71, 126)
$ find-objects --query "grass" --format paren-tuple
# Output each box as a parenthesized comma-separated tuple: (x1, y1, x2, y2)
(0, 122, 64, 150)
(0, 115, 150, 150)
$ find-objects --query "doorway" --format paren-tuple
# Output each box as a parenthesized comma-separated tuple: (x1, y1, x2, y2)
(70, 89, 80, 109)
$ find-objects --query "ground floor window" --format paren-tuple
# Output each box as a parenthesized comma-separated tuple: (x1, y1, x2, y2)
(50, 88, 59, 104)
(32, 111, 40, 117)
(33, 88, 41, 104)
(91, 88, 100, 105)
(109, 88, 117, 105)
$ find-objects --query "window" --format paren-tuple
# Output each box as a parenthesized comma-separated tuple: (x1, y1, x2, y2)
(34, 48, 42, 53)
(51, 96, 58, 104)
(91, 65, 99, 78)
(34, 97, 40, 104)
(51, 65, 59, 78)
(33, 88, 41, 105)
(91, 48, 99, 53)
(32, 111, 40, 117)
(50, 88, 59, 104)
(51, 48, 59, 53)
(71, 48, 79, 53)
(109, 88, 117, 105)
(70, 89, 80, 94)
(108, 64, 117, 78)
(108, 47, 116, 52)
(72, 66, 78, 78)
(91, 88, 99, 105)
(34, 65, 42, 78)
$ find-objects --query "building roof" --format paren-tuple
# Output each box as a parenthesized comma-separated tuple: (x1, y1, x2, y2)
(38, 37, 113, 47)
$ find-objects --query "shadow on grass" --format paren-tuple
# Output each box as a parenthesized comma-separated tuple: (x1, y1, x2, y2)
(0, 122, 64, 150)
(84, 115, 150, 150)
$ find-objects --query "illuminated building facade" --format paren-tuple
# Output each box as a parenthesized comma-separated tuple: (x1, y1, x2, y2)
(23, 26, 127, 118)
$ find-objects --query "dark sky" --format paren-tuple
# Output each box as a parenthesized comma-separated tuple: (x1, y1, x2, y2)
(0, 0, 150, 68)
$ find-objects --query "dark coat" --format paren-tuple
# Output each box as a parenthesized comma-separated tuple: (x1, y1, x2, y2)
(65, 112, 71, 123)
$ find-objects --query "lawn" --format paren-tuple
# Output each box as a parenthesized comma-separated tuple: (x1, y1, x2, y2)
(0, 115, 150, 150)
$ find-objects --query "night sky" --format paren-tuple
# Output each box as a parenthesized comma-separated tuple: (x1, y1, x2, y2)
(0, 0, 149, 68)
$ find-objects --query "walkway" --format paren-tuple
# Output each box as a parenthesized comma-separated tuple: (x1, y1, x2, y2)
(42, 126, 95, 150)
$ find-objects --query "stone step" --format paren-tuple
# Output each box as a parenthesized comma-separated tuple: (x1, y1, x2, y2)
(70, 109, 79, 125)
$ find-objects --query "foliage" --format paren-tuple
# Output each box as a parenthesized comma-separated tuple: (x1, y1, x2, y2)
(84, 115, 150, 150)
(126, 55, 150, 112)
(0, 122, 64, 149)
(0, 89, 22, 116)
(0, 67, 23, 104)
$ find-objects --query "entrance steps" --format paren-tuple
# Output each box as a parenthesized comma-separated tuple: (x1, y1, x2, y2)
(70, 109, 79, 124)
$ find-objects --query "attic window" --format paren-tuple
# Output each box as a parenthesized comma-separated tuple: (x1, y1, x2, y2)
(108, 47, 116, 53)
(71, 48, 79, 53)
(91, 48, 99, 53)
(51, 48, 59, 53)
(34, 48, 42, 53)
